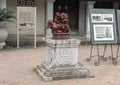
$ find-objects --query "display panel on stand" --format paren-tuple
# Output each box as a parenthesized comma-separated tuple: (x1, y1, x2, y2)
(116, 10, 120, 43)
(89, 9, 117, 44)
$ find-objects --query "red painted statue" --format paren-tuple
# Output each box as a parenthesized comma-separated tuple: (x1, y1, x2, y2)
(47, 12, 71, 39)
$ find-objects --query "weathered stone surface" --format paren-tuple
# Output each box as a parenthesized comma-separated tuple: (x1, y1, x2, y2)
(36, 63, 94, 81)
(0, 42, 5, 49)
(35, 39, 94, 81)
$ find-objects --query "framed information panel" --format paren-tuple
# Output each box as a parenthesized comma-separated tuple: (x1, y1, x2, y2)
(116, 10, 120, 43)
(17, 0, 37, 48)
(89, 9, 117, 44)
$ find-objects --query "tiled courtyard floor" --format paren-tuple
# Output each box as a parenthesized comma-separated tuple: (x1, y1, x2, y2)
(0, 45, 120, 85)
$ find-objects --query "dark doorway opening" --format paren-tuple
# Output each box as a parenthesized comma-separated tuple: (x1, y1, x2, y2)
(54, 0, 79, 31)
(94, 2, 113, 8)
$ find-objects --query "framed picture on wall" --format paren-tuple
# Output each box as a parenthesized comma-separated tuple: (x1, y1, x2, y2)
(103, 14, 113, 23)
(91, 14, 102, 23)
(91, 24, 117, 44)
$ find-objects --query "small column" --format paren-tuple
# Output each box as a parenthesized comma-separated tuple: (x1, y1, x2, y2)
(78, 0, 86, 36)
(86, 1, 96, 38)
(46, 0, 55, 22)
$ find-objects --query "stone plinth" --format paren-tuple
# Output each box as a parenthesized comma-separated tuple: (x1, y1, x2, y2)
(35, 39, 94, 81)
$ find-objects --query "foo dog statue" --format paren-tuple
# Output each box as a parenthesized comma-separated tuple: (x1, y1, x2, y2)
(47, 12, 71, 39)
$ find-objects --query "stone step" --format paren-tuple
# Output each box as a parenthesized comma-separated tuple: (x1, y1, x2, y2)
(5, 35, 91, 48)
(35, 64, 94, 81)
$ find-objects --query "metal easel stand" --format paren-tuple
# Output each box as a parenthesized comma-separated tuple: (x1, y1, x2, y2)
(86, 44, 117, 66)
(115, 44, 120, 65)
(86, 44, 106, 66)
(102, 44, 117, 65)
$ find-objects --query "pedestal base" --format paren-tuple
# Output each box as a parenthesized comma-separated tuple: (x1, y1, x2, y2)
(35, 39, 94, 81)
(35, 62, 94, 81)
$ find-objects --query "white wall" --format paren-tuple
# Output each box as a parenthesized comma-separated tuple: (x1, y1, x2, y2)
(6, 0, 45, 35)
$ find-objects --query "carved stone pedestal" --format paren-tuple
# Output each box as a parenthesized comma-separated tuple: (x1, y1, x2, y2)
(35, 39, 94, 81)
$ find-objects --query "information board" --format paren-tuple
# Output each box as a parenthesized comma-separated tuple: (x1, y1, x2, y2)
(17, 0, 37, 48)
(17, 7, 36, 30)
(116, 10, 120, 42)
(89, 9, 117, 44)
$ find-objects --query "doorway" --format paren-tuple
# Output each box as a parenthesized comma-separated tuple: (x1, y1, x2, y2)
(54, 0, 79, 31)
(94, 2, 113, 8)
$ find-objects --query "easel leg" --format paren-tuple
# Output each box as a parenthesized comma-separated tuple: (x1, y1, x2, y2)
(111, 44, 117, 65)
(101, 44, 107, 61)
(116, 44, 119, 59)
(86, 45, 93, 62)
(94, 44, 100, 66)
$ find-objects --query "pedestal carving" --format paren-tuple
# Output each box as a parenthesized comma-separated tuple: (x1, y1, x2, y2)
(35, 39, 94, 81)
